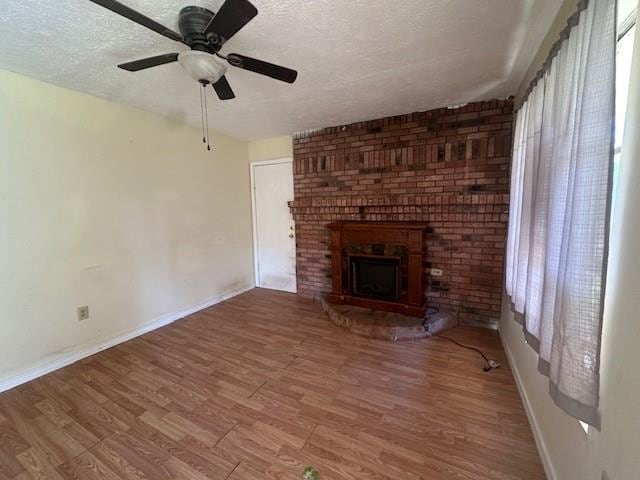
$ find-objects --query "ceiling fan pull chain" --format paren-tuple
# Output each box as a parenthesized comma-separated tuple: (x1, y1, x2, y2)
(203, 84, 211, 151)
(199, 84, 206, 144)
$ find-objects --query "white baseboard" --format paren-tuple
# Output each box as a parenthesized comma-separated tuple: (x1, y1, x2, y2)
(499, 331, 557, 480)
(0, 283, 255, 393)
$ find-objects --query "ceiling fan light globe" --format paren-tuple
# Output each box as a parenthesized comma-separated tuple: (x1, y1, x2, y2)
(178, 51, 227, 84)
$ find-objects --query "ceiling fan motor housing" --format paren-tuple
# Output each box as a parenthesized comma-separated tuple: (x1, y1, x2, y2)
(178, 6, 215, 49)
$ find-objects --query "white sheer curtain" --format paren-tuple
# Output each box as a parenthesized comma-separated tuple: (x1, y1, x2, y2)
(506, 0, 615, 427)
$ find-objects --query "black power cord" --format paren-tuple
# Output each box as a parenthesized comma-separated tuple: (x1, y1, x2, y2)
(422, 308, 501, 372)
(431, 335, 501, 372)
(425, 306, 440, 316)
(422, 311, 500, 372)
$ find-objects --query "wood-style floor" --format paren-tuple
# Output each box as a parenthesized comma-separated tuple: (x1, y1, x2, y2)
(0, 288, 545, 480)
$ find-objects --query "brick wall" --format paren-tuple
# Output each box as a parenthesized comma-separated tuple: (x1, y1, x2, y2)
(291, 99, 513, 326)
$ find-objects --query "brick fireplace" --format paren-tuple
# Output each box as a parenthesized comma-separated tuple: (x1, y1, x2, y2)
(290, 99, 513, 326)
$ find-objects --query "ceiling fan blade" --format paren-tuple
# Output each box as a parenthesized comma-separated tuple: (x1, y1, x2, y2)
(212, 76, 236, 100)
(118, 53, 179, 72)
(89, 0, 184, 43)
(227, 54, 297, 84)
(204, 0, 258, 45)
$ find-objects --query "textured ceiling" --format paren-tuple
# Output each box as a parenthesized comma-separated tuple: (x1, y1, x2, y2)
(0, 0, 560, 141)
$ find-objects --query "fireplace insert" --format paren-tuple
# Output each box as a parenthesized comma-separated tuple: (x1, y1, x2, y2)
(349, 255, 400, 302)
(327, 222, 427, 316)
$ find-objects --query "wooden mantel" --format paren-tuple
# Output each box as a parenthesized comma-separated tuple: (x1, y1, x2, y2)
(326, 222, 427, 317)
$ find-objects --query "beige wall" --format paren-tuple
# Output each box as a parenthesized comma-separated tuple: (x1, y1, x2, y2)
(248, 135, 293, 163)
(0, 70, 254, 388)
(517, 0, 638, 101)
(501, 3, 640, 480)
(516, 0, 578, 102)
(515, 0, 576, 101)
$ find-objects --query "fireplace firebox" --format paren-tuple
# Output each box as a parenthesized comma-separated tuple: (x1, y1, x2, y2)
(327, 222, 427, 317)
(350, 256, 400, 301)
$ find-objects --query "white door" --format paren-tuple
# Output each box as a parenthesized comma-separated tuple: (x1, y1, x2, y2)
(252, 159, 296, 292)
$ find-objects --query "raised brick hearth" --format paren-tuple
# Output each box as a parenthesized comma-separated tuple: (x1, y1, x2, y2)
(291, 99, 513, 327)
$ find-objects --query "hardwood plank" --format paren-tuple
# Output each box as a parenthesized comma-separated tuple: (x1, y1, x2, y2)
(55, 450, 122, 480)
(16, 447, 66, 480)
(89, 433, 172, 480)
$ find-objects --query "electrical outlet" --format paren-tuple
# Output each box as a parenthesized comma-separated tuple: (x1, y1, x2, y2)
(431, 268, 443, 277)
(77, 306, 89, 322)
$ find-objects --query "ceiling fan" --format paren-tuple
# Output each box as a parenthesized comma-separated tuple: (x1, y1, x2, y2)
(89, 0, 298, 150)
(89, 0, 298, 100)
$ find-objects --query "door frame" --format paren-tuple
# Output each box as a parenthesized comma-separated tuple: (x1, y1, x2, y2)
(249, 157, 296, 291)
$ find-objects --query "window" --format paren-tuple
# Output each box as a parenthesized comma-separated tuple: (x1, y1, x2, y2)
(612, 10, 637, 219)
(581, 3, 637, 435)
(506, 0, 620, 427)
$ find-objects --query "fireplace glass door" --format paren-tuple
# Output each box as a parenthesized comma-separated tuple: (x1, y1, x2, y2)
(349, 256, 400, 302)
